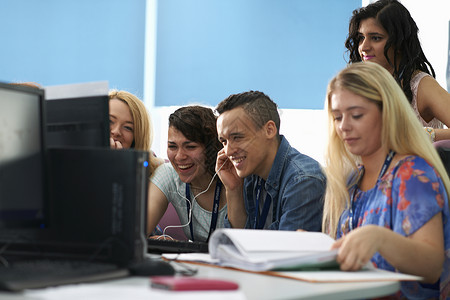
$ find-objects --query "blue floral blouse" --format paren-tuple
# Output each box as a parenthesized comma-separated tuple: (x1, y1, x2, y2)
(337, 156, 450, 299)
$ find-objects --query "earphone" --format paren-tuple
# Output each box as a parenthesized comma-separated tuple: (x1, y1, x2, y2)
(157, 158, 229, 241)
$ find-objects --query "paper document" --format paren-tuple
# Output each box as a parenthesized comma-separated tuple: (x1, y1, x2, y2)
(273, 268, 422, 282)
(207, 229, 338, 272)
(44, 81, 108, 100)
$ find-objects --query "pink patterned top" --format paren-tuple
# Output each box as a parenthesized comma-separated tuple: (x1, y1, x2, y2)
(410, 71, 444, 129)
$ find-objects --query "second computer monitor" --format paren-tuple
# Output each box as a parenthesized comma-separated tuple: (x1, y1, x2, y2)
(45, 95, 110, 148)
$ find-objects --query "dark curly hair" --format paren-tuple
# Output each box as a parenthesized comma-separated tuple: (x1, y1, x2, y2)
(345, 0, 435, 103)
(215, 90, 280, 138)
(169, 105, 222, 176)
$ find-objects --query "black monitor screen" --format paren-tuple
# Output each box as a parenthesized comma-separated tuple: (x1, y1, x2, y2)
(45, 95, 109, 148)
(0, 83, 46, 228)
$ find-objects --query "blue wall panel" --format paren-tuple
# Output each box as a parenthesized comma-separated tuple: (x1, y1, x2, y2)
(155, 0, 360, 109)
(0, 0, 146, 98)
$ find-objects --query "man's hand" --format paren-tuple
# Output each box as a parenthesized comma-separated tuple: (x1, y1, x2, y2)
(216, 149, 243, 191)
(216, 149, 247, 228)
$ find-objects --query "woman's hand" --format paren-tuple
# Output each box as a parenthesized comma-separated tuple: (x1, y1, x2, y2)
(148, 235, 175, 241)
(331, 225, 384, 271)
(110, 137, 123, 149)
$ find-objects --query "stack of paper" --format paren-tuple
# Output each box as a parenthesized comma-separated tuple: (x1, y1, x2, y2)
(208, 229, 338, 271)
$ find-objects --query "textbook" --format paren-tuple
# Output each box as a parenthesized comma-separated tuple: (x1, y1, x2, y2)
(208, 229, 339, 272)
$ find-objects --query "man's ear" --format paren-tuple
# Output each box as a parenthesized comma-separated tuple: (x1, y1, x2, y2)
(264, 120, 277, 138)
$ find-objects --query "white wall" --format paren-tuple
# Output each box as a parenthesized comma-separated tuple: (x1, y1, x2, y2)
(147, 0, 449, 166)
(402, 0, 449, 89)
(150, 106, 328, 165)
(363, 0, 450, 88)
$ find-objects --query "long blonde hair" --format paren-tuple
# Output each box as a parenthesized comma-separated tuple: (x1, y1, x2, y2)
(323, 62, 450, 237)
(108, 90, 160, 174)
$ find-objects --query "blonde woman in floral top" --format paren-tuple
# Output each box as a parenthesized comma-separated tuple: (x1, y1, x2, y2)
(323, 62, 450, 299)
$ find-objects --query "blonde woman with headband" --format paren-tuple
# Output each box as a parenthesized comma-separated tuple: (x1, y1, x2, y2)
(147, 105, 227, 242)
(324, 62, 449, 299)
(108, 89, 163, 175)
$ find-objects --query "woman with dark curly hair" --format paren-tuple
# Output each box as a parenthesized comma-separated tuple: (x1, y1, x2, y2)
(147, 105, 226, 242)
(345, 0, 450, 143)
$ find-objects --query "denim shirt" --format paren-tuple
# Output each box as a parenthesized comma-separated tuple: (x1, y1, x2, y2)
(224, 135, 326, 231)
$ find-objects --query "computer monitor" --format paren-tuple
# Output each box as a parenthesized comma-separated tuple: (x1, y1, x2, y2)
(0, 82, 46, 229)
(45, 95, 110, 148)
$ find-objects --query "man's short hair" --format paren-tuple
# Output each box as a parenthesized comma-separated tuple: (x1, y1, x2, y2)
(215, 90, 280, 133)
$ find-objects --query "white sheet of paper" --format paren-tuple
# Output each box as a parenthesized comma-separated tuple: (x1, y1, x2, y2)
(275, 268, 422, 282)
(162, 253, 219, 264)
(211, 229, 335, 253)
(44, 81, 108, 100)
(163, 253, 422, 283)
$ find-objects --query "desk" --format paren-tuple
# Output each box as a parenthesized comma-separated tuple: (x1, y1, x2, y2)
(0, 261, 399, 300)
(171, 262, 400, 300)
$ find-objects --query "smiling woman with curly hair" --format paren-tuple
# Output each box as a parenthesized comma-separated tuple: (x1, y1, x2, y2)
(146, 105, 226, 243)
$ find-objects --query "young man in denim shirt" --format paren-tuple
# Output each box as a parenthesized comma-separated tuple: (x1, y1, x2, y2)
(215, 91, 326, 231)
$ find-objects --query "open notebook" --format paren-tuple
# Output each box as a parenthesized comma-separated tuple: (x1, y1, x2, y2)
(0, 83, 149, 291)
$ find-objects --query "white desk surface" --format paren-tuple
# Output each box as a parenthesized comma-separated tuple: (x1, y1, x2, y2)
(0, 261, 400, 300)
(174, 262, 400, 300)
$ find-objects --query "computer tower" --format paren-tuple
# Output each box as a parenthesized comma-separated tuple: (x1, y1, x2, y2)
(46, 148, 149, 266)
